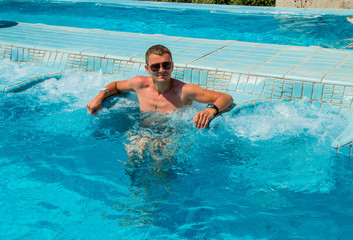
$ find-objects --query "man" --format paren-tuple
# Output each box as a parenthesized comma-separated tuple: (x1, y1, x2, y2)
(87, 45, 233, 128)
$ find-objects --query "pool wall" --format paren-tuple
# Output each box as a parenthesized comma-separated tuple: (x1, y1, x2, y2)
(1, 15, 353, 154)
(277, 0, 353, 9)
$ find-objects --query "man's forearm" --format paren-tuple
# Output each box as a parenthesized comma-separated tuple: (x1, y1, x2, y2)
(95, 81, 120, 101)
(214, 93, 234, 113)
(103, 81, 120, 97)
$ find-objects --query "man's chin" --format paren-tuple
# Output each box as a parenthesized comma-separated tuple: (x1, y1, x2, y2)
(156, 76, 169, 81)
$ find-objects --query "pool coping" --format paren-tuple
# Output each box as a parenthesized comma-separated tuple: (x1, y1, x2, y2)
(1, 22, 353, 84)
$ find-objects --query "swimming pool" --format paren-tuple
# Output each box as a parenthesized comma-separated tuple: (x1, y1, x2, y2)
(1, 0, 353, 49)
(2, 0, 353, 239)
(1, 59, 352, 239)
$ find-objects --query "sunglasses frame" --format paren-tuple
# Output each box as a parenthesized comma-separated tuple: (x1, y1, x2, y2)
(149, 61, 173, 72)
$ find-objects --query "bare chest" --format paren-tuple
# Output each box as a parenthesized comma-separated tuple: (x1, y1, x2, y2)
(136, 87, 185, 113)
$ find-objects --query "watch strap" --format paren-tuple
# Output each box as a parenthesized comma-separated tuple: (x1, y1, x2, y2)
(206, 103, 219, 115)
(99, 88, 109, 96)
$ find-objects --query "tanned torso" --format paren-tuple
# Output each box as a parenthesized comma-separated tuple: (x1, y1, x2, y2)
(130, 76, 193, 114)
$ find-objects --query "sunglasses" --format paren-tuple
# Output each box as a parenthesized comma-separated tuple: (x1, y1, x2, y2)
(149, 62, 172, 72)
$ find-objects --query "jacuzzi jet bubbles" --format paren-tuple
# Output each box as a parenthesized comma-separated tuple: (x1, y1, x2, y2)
(222, 100, 344, 145)
(0, 59, 33, 82)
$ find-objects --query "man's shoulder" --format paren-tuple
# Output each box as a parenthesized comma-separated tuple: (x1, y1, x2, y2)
(180, 82, 203, 92)
(129, 75, 150, 88)
(130, 75, 149, 82)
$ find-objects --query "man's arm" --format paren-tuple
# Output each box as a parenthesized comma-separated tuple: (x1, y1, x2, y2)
(184, 84, 233, 129)
(86, 79, 134, 115)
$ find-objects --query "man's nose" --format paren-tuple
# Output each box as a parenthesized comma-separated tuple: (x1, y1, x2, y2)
(157, 65, 165, 72)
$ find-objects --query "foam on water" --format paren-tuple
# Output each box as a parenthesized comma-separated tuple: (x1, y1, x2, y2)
(1, 60, 353, 239)
(206, 101, 345, 195)
(226, 100, 338, 143)
(0, 59, 33, 82)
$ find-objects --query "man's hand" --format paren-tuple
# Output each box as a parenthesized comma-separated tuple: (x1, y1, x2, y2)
(193, 108, 217, 129)
(86, 98, 103, 116)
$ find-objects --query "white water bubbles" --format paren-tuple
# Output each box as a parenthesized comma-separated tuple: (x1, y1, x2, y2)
(215, 100, 347, 195)
(35, 70, 117, 109)
(224, 100, 345, 145)
(0, 59, 33, 83)
(0, 59, 134, 138)
(0, 59, 117, 109)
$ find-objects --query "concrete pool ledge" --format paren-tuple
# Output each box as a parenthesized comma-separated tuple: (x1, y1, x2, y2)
(2, 22, 353, 154)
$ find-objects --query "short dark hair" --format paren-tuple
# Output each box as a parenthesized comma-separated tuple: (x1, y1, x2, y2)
(145, 45, 172, 65)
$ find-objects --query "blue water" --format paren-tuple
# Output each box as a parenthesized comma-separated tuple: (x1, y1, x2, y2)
(1, 0, 353, 49)
(1, 59, 353, 239)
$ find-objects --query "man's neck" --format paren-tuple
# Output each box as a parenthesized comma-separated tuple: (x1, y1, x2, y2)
(152, 78, 173, 94)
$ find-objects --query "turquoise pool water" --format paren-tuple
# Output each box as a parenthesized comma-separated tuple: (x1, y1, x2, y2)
(1, 0, 353, 49)
(1, 60, 353, 239)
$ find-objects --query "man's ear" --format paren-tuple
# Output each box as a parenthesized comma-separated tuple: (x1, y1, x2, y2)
(145, 64, 151, 74)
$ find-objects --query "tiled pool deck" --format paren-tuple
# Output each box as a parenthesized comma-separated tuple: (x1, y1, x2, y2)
(1, 21, 353, 154)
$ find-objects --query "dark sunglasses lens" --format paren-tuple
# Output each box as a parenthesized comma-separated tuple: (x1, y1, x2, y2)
(162, 62, 171, 70)
(150, 63, 160, 72)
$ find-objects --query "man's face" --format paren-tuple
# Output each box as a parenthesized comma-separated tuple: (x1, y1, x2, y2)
(146, 53, 173, 82)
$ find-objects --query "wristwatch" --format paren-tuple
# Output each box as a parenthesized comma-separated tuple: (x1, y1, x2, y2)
(99, 88, 109, 96)
(206, 103, 219, 115)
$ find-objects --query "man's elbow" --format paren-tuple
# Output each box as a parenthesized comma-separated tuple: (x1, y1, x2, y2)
(223, 93, 234, 105)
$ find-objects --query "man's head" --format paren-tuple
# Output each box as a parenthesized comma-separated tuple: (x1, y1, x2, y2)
(145, 45, 174, 82)
(145, 44, 172, 65)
